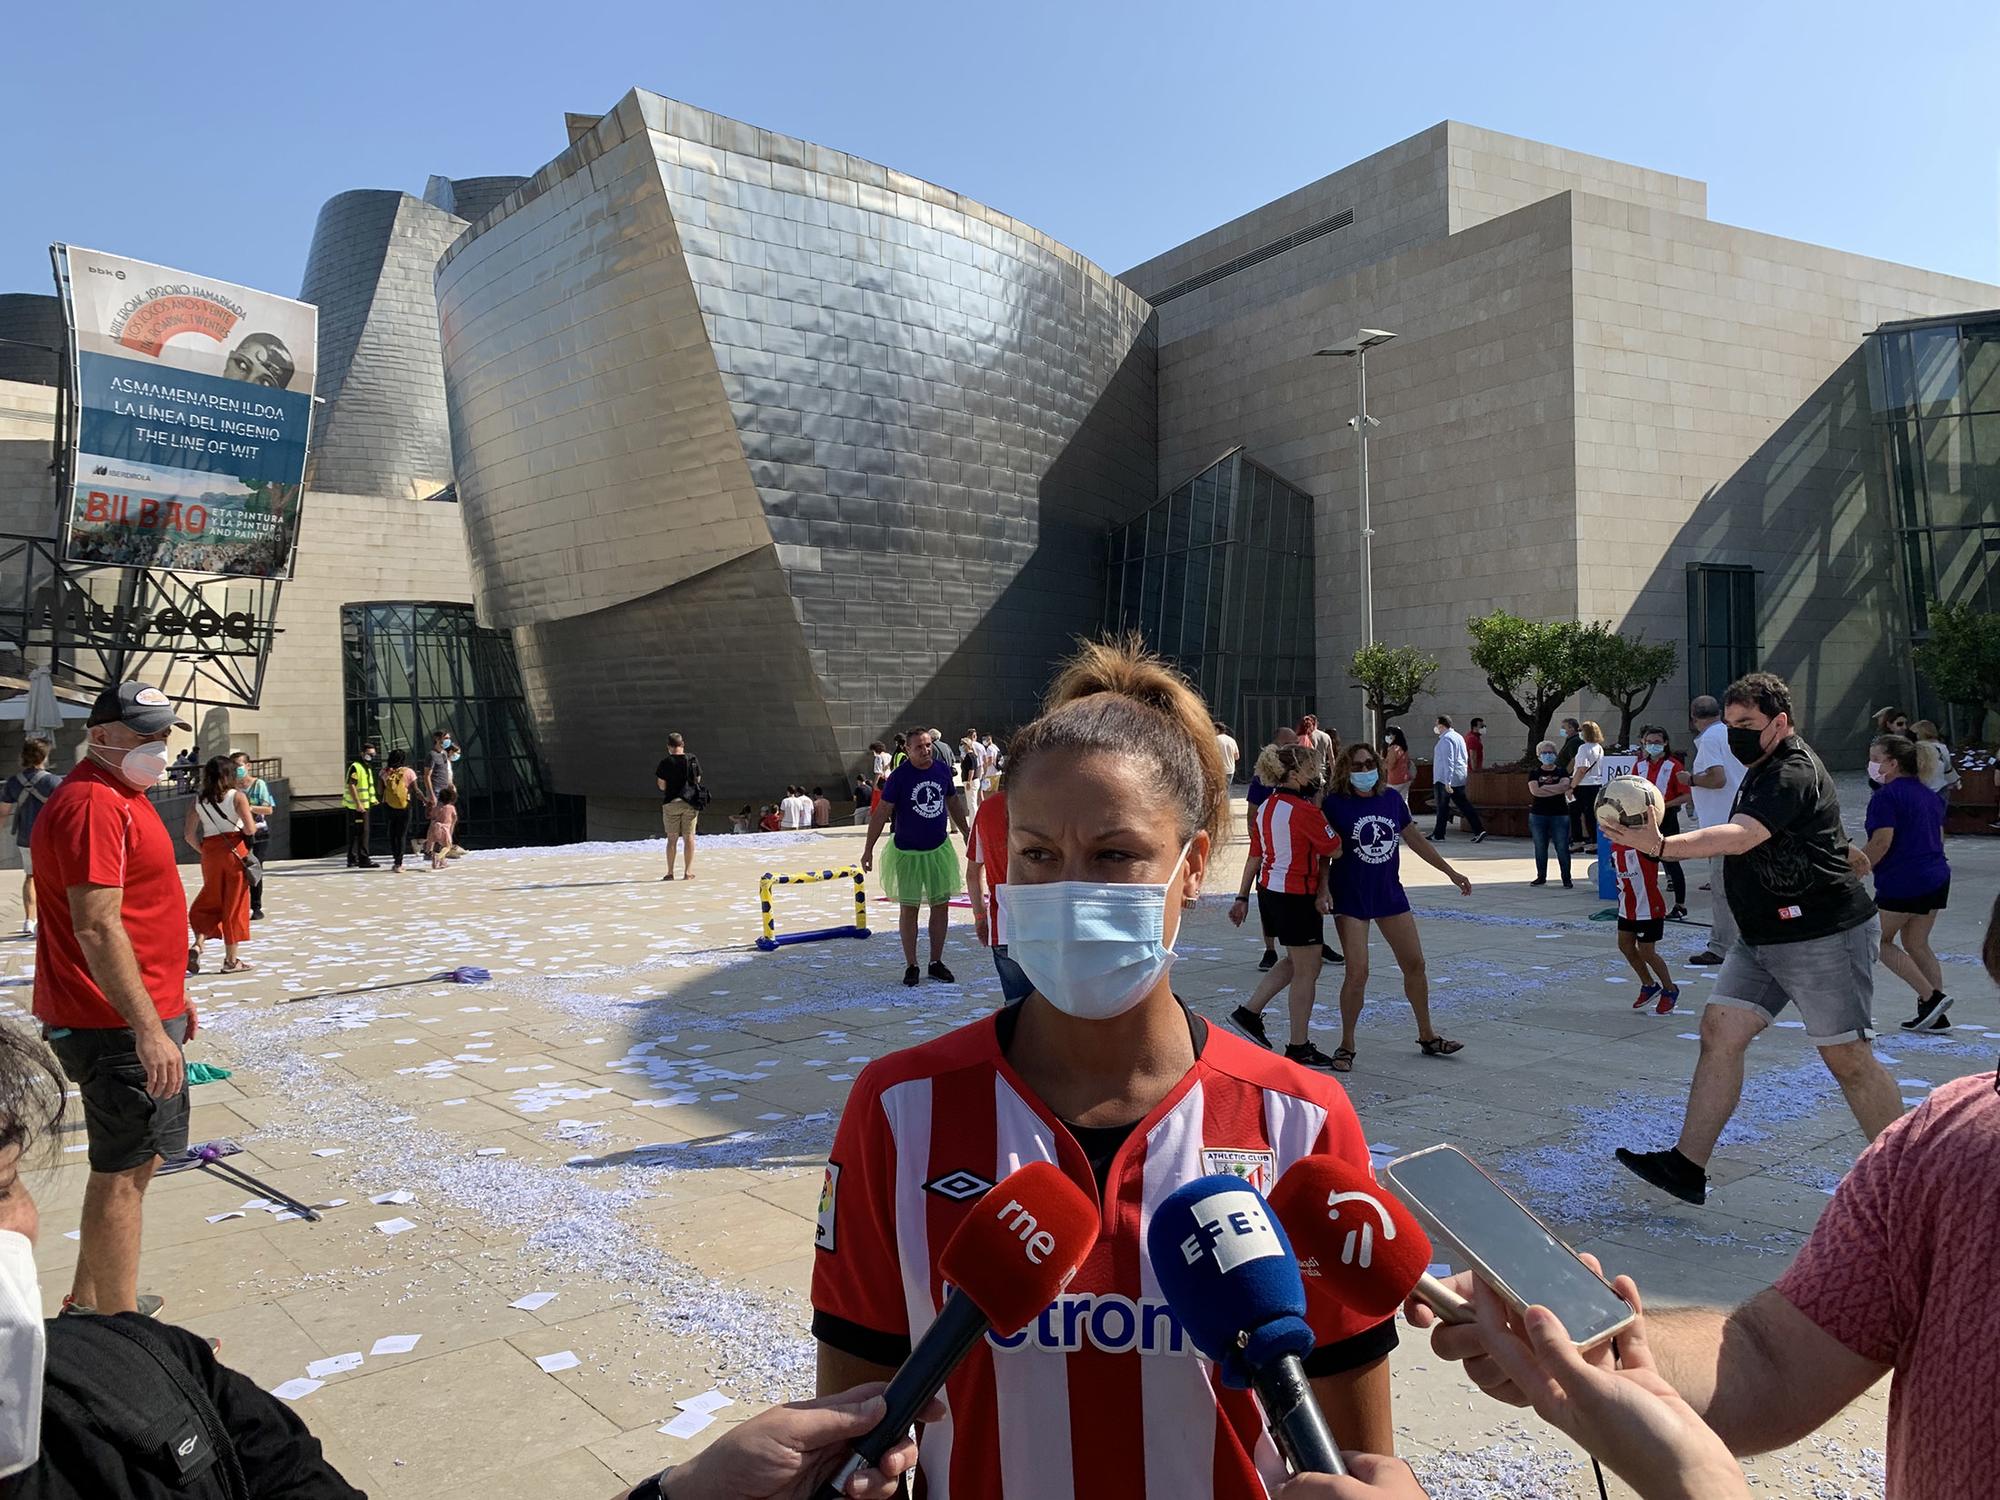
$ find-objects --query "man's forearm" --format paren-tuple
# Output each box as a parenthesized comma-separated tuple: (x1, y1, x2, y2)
(1662, 824, 1757, 861)
(1643, 1301, 1819, 1456)
(75, 924, 166, 1037)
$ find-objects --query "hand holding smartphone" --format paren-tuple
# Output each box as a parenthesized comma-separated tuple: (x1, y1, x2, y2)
(1380, 1145, 1634, 1350)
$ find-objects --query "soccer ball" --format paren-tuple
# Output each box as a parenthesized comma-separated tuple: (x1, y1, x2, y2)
(1596, 774, 1664, 829)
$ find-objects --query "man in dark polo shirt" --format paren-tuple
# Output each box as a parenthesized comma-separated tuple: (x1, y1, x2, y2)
(1604, 671, 1897, 1205)
(31, 682, 193, 1315)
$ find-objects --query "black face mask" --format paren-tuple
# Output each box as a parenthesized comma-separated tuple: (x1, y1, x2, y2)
(1727, 725, 1768, 766)
(1299, 778, 1326, 798)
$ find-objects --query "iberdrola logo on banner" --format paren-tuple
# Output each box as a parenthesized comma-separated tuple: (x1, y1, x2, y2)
(53, 244, 319, 581)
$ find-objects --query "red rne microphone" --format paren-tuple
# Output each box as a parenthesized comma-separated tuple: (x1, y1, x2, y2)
(823, 1160, 1099, 1497)
(1268, 1155, 1473, 1326)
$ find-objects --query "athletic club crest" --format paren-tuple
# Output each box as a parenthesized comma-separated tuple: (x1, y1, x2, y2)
(1201, 1148, 1277, 1194)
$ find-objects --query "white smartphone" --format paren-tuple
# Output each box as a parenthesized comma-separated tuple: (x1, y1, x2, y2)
(1380, 1145, 1635, 1350)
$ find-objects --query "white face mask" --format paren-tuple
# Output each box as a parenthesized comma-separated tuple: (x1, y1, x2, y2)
(0, 1230, 43, 1478)
(91, 739, 170, 790)
(1004, 843, 1192, 1021)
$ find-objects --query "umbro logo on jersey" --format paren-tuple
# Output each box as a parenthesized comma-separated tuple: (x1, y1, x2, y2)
(924, 1169, 995, 1202)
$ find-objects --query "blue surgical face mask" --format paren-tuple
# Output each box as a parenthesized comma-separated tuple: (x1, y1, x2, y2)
(1004, 842, 1192, 1022)
(1539, 751, 1557, 765)
(1350, 769, 1380, 792)
(1644, 743, 1665, 758)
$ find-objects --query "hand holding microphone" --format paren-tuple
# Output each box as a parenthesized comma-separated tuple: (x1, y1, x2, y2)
(820, 1161, 1099, 1498)
(1147, 1174, 1347, 1477)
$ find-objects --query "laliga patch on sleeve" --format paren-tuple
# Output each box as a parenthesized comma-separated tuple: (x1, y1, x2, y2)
(1187, 1188, 1282, 1273)
(1201, 1148, 1277, 1195)
(1778, 905, 1802, 920)
(814, 1162, 841, 1253)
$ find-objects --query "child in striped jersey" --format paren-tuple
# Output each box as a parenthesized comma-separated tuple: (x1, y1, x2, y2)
(1613, 843, 1680, 1014)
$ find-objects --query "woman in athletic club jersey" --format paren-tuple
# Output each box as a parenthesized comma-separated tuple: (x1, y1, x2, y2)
(812, 637, 1395, 1499)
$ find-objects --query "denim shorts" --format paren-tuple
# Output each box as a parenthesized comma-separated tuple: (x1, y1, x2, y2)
(1709, 919, 1879, 1044)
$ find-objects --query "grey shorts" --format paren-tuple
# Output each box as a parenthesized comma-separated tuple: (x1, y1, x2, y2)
(47, 1015, 191, 1172)
(1709, 920, 1879, 1045)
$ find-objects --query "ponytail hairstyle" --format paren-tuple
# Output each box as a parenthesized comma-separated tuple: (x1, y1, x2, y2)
(1006, 635, 1230, 852)
(1870, 734, 1920, 778)
(1252, 741, 1322, 791)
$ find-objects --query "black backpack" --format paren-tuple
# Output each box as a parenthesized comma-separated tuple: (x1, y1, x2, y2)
(35, 1315, 245, 1499)
(682, 754, 713, 810)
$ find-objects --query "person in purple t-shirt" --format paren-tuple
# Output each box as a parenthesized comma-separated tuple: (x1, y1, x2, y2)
(1318, 740, 1473, 1071)
(1861, 733, 1951, 1031)
(862, 729, 970, 988)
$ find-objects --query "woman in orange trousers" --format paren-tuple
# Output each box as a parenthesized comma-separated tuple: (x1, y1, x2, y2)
(186, 755, 257, 974)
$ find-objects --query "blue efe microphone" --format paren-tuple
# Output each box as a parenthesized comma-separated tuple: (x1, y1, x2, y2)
(1147, 1173, 1347, 1478)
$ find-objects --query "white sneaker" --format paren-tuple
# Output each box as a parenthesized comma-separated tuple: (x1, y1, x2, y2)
(20, 920, 33, 937)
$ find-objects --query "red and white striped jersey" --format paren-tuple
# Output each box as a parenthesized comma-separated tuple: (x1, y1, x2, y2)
(968, 791, 1009, 943)
(1248, 792, 1342, 896)
(811, 1014, 1390, 1499)
(1633, 753, 1687, 805)
(1613, 844, 1668, 921)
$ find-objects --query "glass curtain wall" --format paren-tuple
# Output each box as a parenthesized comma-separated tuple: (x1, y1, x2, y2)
(341, 602, 563, 848)
(1865, 313, 2000, 632)
(1103, 449, 1315, 767)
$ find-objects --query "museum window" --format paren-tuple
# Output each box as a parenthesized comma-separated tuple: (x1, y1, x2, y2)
(1104, 449, 1315, 767)
(1866, 312, 2000, 633)
(340, 602, 568, 848)
(1685, 565, 1758, 703)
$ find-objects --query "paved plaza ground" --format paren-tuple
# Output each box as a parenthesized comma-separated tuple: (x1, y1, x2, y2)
(7, 783, 1986, 1499)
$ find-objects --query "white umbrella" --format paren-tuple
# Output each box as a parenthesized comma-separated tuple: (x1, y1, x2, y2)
(23, 666, 62, 742)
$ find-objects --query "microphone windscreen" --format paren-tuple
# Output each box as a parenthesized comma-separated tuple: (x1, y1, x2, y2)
(1146, 1174, 1313, 1388)
(1269, 1155, 1434, 1320)
(937, 1161, 1100, 1336)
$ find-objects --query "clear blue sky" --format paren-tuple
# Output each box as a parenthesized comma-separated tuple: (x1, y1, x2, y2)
(4, 0, 1996, 300)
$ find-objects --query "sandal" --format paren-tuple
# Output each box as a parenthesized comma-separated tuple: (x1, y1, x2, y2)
(1417, 1035, 1464, 1057)
(221, 958, 254, 974)
(1331, 1046, 1356, 1073)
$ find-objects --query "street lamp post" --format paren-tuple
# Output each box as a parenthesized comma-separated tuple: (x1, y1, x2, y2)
(1314, 329, 1397, 749)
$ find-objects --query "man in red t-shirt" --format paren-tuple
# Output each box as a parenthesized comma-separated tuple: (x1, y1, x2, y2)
(33, 682, 192, 1316)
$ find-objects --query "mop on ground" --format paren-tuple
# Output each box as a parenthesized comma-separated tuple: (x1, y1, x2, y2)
(279, 965, 491, 1005)
(158, 1139, 323, 1222)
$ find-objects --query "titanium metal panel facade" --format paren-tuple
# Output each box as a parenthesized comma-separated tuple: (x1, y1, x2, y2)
(437, 89, 1156, 818)
(299, 189, 492, 500)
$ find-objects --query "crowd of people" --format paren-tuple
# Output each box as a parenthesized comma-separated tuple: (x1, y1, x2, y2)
(341, 727, 464, 872)
(3, 650, 1990, 1499)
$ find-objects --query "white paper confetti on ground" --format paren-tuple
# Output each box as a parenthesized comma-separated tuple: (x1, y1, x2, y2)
(659, 1409, 715, 1438)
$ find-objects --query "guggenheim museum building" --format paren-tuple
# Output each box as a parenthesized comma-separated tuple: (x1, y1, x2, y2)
(4, 87, 1995, 837)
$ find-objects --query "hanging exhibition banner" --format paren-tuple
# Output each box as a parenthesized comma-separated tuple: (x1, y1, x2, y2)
(53, 245, 317, 579)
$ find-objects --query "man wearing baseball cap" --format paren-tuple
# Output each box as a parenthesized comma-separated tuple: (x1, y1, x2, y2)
(30, 681, 192, 1316)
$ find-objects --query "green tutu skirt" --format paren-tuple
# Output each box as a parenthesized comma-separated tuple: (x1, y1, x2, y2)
(879, 841, 963, 907)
